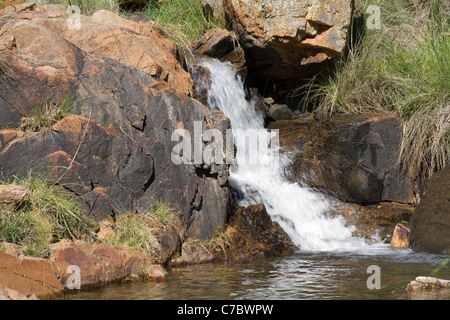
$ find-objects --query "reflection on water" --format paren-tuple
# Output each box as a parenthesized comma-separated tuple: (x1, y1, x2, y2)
(63, 248, 450, 300)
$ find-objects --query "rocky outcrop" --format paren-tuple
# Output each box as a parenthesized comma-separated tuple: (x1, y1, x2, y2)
(410, 167, 450, 255)
(48, 240, 168, 287)
(223, 0, 353, 95)
(192, 27, 247, 85)
(269, 114, 415, 205)
(0, 240, 167, 299)
(0, 7, 231, 240)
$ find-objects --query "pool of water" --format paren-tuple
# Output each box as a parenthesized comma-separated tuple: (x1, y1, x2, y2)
(63, 246, 450, 300)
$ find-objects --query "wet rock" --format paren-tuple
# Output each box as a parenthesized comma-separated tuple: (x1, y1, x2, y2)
(269, 114, 415, 205)
(407, 277, 450, 291)
(0, 184, 27, 211)
(213, 204, 296, 263)
(390, 223, 410, 249)
(193, 27, 247, 80)
(169, 242, 215, 266)
(195, 28, 238, 60)
(332, 202, 414, 242)
(266, 104, 294, 121)
(410, 167, 450, 255)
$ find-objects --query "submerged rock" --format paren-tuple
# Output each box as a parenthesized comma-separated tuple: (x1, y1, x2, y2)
(332, 202, 414, 243)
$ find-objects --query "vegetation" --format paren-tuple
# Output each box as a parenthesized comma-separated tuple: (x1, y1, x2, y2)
(0, 171, 180, 262)
(207, 226, 237, 259)
(147, 198, 175, 226)
(48, 0, 122, 16)
(106, 213, 163, 262)
(20, 95, 77, 132)
(142, 0, 223, 48)
(105, 199, 177, 262)
(0, 172, 98, 257)
(294, 0, 449, 185)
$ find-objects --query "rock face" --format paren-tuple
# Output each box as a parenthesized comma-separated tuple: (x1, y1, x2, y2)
(410, 167, 450, 255)
(193, 27, 247, 82)
(269, 114, 415, 205)
(223, 0, 353, 94)
(0, 250, 64, 299)
(0, 7, 231, 240)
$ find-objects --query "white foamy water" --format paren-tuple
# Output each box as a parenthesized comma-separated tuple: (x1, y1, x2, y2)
(198, 58, 386, 253)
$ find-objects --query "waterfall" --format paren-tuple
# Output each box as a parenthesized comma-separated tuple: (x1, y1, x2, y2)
(197, 58, 369, 252)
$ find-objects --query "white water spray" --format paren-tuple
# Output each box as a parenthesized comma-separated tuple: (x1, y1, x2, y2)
(199, 58, 371, 252)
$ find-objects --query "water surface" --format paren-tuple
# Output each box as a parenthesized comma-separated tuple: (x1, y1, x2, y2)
(63, 248, 450, 300)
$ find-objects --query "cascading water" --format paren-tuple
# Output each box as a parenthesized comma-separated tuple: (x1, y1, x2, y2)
(197, 58, 371, 253)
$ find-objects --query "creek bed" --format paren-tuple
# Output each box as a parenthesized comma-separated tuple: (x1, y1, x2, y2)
(62, 247, 450, 300)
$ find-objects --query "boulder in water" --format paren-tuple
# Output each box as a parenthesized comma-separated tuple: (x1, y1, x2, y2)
(212, 204, 296, 263)
(390, 223, 410, 249)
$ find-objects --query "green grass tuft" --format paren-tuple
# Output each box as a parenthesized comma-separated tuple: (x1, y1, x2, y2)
(148, 198, 175, 226)
(0, 172, 98, 257)
(142, 0, 223, 48)
(20, 95, 77, 132)
(106, 213, 163, 262)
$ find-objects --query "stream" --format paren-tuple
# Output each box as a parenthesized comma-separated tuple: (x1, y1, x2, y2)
(64, 58, 449, 301)
(63, 249, 449, 300)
